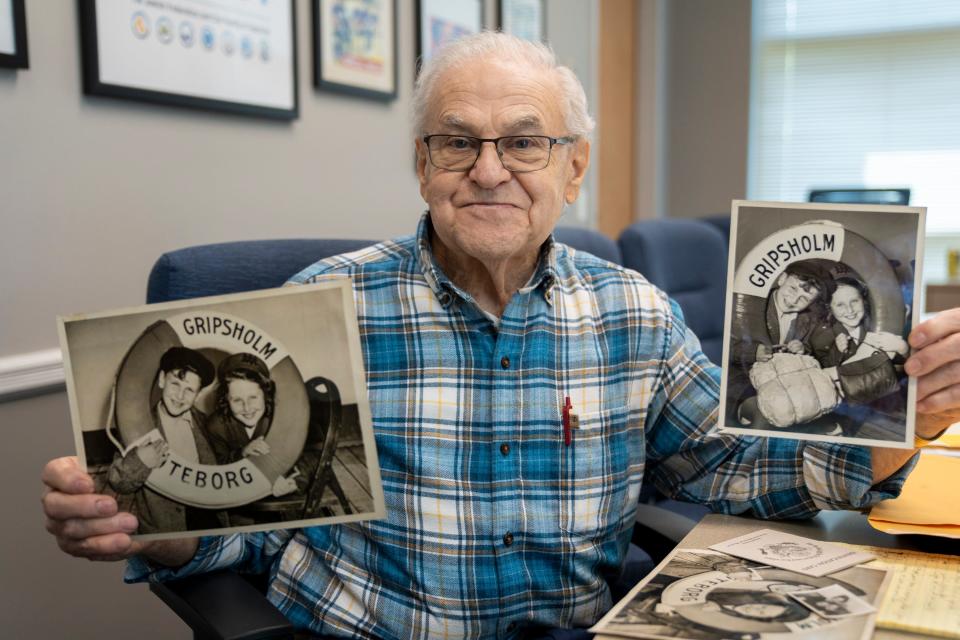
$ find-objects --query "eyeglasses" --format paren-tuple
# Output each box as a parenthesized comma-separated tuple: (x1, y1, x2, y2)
(422, 134, 577, 173)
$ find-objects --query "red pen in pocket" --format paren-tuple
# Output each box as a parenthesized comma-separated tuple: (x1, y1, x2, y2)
(562, 396, 572, 446)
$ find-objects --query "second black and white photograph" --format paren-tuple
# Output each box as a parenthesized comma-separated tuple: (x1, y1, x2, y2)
(719, 200, 925, 448)
(59, 280, 384, 541)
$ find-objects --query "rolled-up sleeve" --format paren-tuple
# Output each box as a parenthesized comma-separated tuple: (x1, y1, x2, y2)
(124, 529, 294, 584)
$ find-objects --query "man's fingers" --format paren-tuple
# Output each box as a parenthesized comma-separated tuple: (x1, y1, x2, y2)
(49, 512, 138, 541)
(41, 456, 93, 493)
(910, 309, 960, 350)
(916, 382, 960, 415)
(916, 359, 960, 402)
(57, 532, 138, 560)
(41, 490, 117, 520)
(905, 331, 960, 377)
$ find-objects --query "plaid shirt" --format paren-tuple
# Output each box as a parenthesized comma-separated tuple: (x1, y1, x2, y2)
(128, 214, 912, 639)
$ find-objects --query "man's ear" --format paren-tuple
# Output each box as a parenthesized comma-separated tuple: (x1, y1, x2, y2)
(157, 372, 166, 390)
(563, 139, 590, 205)
(776, 272, 788, 288)
(415, 138, 429, 196)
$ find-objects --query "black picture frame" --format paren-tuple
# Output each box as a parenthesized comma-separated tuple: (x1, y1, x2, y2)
(77, 0, 299, 120)
(0, 0, 29, 69)
(497, 0, 545, 43)
(312, 0, 398, 101)
(415, 0, 483, 75)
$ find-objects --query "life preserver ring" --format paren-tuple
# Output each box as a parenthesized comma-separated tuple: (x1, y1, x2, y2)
(731, 222, 904, 350)
(113, 312, 309, 508)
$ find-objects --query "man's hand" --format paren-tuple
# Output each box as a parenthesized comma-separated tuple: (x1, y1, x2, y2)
(242, 436, 270, 458)
(871, 309, 960, 482)
(906, 309, 960, 439)
(42, 456, 198, 565)
(134, 438, 169, 469)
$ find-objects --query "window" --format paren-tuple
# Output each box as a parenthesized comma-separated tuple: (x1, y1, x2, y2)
(749, 0, 960, 282)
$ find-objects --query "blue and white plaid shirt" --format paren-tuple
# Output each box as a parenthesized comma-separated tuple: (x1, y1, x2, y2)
(129, 214, 911, 639)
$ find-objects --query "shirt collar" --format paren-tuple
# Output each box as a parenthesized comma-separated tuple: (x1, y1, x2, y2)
(415, 212, 560, 309)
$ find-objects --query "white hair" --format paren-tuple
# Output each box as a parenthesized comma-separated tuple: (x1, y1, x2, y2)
(412, 31, 595, 139)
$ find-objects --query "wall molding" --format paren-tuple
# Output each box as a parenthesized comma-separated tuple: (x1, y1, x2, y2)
(0, 348, 65, 401)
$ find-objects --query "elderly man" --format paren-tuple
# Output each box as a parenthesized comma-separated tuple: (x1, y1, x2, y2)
(42, 32, 960, 638)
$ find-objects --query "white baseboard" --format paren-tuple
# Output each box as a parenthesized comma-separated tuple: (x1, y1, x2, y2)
(0, 348, 65, 400)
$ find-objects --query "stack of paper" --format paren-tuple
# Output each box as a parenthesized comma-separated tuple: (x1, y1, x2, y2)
(591, 530, 887, 639)
(931, 422, 960, 449)
(868, 453, 960, 538)
(845, 544, 960, 639)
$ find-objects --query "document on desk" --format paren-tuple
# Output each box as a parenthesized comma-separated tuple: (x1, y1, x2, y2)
(709, 529, 875, 577)
(844, 544, 960, 639)
(590, 547, 888, 640)
(868, 453, 960, 538)
(931, 422, 960, 449)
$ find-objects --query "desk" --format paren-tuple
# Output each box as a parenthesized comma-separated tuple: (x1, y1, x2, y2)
(601, 512, 959, 640)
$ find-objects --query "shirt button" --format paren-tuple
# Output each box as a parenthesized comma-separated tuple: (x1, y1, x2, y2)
(503, 531, 514, 546)
(500, 355, 510, 369)
(499, 443, 510, 456)
(506, 621, 518, 632)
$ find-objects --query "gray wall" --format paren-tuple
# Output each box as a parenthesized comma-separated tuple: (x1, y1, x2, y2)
(0, 1, 416, 637)
(3, 392, 190, 639)
(664, 0, 751, 219)
(0, 0, 425, 358)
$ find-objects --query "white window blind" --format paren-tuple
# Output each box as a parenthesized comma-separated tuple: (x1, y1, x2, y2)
(748, 0, 960, 235)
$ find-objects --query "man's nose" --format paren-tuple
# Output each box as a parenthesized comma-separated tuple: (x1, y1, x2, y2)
(469, 141, 511, 188)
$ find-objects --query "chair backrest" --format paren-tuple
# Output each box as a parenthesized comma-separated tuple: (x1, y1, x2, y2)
(700, 213, 731, 244)
(554, 226, 622, 265)
(147, 238, 375, 303)
(808, 188, 910, 206)
(618, 218, 728, 364)
(147, 227, 621, 303)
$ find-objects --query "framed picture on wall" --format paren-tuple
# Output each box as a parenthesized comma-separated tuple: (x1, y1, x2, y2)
(498, 0, 544, 43)
(313, 0, 397, 101)
(416, 0, 483, 72)
(0, 0, 29, 69)
(78, 0, 298, 119)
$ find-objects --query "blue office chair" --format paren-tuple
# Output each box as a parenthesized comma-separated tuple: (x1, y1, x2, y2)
(146, 227, 650, 640)
(618, 218, 728, 365)
(808, 188, 910, 206)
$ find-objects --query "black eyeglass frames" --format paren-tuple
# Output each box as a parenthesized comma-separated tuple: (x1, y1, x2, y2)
(422, 134, 577, 172)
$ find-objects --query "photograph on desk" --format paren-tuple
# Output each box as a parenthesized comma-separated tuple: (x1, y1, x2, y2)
(58, 280, 385, 541)
(719, 200, 926, 448)
(590, 547, 889, 640)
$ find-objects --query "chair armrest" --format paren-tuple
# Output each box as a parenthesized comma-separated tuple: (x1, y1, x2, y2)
(632, 501, 709, 565)
(149, 571, 294, 640)
(635, 501, 708, 543)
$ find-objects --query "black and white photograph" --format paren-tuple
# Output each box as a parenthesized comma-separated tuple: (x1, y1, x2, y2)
(58, 280, 384, 541)
(719, 200, 926, 448)
(789, 584, 877, 620)
(590, 548, 888, 640)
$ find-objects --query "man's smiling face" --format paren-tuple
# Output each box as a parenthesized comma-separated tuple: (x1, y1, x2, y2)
(416, 57, 589, 266)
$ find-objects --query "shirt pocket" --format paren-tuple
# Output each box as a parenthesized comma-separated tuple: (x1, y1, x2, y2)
(557, 405, 632, 540)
